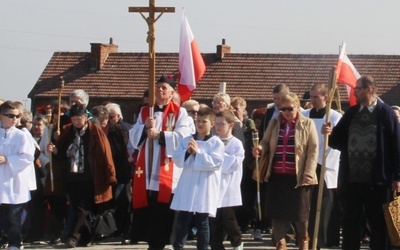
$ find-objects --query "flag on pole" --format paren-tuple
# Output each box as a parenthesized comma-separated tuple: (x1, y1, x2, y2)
(178, 11, 206, 102)
(336, 42, 361, 106)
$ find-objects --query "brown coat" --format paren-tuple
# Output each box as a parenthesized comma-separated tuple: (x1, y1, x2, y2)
(254, 112, 319, 187)
(56, 121, 117, 203)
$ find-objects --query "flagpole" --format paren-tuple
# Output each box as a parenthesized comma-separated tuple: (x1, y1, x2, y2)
(336, 42, 346, 77)
(311, 67, 337, 250)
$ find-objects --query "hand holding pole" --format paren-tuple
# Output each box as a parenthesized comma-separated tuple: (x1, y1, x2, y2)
(252, 130, 262, 221)
(312, 67, 337, 250)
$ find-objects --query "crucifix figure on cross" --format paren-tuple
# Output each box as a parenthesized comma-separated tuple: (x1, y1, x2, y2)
(129, 1, 175, 64)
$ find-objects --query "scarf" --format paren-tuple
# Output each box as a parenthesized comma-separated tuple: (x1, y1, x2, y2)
(66, 123, 88, 173)
(132, 102, 180, 208)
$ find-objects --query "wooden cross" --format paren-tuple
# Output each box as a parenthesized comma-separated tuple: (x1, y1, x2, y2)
(129, 1, 175, 180)
(129, 0, 175, 108)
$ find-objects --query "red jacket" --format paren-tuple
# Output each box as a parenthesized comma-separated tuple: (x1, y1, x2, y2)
(56, 121, 117, 203)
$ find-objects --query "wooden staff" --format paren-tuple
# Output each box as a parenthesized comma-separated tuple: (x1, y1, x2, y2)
(312, 67, 338, 250)
(45, 107, 54, 192)
(252, 130, 262, 220)
(57, 76, 64, 133)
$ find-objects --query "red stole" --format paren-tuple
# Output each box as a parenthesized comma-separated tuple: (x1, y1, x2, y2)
(132, 102, 180, 208)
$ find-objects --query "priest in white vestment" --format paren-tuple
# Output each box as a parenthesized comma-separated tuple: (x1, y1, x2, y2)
(129, 75, 194, 250)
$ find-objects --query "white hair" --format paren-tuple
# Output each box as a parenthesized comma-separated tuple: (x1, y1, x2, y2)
(70, 89, 89, 106)
(105, 103, 123, 119)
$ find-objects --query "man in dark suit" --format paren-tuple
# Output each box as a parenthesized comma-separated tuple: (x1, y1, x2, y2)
(323, 76, 400, 250)
(258, 84, 290, 140)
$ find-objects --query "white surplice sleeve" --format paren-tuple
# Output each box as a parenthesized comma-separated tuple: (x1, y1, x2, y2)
(221, 137, 245, 174)
(192, 137, 224, 172)
(164, 108, 195, 157)
(1, 129, 34, 176)
(172, 136, 191, 169)
(129, 112, 146, 150)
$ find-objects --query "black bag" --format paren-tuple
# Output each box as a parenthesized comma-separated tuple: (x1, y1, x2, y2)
(90, 210, 117, 239)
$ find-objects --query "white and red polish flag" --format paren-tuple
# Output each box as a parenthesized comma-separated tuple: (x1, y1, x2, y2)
(178, 11, 206, 102)
(336, 42, 361, 106)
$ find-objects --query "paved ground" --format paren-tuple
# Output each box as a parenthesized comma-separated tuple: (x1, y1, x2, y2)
(21, 230, 371, 249)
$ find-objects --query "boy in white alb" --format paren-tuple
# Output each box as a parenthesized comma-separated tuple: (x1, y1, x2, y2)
(210, 110, 245, 250)
(171, 107, 224, 250)
(0, 101, 35, 250)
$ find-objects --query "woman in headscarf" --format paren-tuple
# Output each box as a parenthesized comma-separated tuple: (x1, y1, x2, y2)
(47, 104, 116, 248)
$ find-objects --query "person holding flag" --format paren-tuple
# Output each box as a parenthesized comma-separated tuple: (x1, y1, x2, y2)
(322, 75, 400, 250)
(129, 75, 195, 250)
(302, 83, 342, 248)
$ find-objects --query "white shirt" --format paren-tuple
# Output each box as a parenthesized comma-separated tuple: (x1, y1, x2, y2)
(218, 136, 244, 208)
(171, 135, 224, 217)
(302, 108, 342, 189)
(0, 125, 35, 204)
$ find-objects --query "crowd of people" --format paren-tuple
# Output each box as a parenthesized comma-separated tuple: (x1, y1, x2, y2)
(0, 74, 399, 250)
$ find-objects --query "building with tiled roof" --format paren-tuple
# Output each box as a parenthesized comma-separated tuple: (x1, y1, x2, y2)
(28, 39, 400, 123)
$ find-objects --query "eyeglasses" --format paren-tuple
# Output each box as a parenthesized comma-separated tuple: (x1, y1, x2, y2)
(280, 107, 295, 112)
(2, 113, 22, 119)
(215, 122, 229, 126)
(354, 86, 366, 91)
(187, 110, 198, 115)
(212, 101, 226, 106)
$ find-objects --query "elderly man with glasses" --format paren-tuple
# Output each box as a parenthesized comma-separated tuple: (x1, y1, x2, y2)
(322, 75, 400, 250)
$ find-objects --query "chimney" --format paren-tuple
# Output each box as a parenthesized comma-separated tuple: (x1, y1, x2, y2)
(216, 38, 231, 60)
(90, 37, 119, 71)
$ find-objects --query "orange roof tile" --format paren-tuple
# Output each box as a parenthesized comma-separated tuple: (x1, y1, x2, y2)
(29, 52, 400, 106)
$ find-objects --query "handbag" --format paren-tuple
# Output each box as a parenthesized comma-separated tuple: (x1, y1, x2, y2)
(383, 191, 400, 246)
(90, 209, 117, 239)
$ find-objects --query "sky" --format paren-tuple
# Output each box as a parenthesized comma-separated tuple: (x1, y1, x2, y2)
(1, 0, 400, 109)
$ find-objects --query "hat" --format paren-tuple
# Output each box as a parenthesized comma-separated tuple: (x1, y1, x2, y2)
(157, 74, 177, 89)
(301, 91, 311, 102)
(69, 104, 87, 117)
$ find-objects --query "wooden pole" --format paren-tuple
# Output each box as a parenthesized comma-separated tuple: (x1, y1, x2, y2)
(45, 107, 54, 192)
(311, 67, 337, 250)
(252, 131, 262, 221)
(57, 76, 64, 133)
(129, 1, 175, 177)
